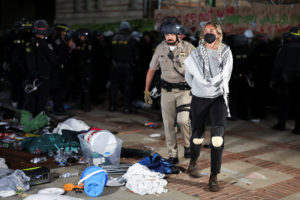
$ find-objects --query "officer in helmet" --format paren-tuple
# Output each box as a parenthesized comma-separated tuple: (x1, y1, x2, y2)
(227, 30, 255, 120)
(108, 21, 138, 113)
(90, 30, 109, 105)
(25, 19, 60, 116)
(71, 28, 93, 111)
(144, 19, 195, 164)
(50, 23, 71, 115)
(8, 18, 33, 109)
(271, 27, 300, 134)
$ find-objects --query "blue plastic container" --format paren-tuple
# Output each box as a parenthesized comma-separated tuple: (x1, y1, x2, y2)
(79, 166, 108, 197)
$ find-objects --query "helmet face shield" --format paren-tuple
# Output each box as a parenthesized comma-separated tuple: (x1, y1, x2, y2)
(33, 19, 48, 35)
(288, 27, 300, 39)
(160, 22, 181, 35)
(56, 24, 70, 32)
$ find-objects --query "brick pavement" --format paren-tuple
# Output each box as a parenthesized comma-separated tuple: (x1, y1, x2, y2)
(73, 107, 300, 200)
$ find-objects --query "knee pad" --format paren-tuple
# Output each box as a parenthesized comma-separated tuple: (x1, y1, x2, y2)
(211, 136, 223, 147)
(193, 138, 204, 145)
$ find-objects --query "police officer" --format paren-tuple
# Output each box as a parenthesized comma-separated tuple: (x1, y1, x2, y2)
(109, 21, 138, 113)
(271, 27, 300, 134)
(25, 19, 60, 116)
(72, 28, 93, 111)
(144, 20, 195, 164)
(51, 23, 71, 114)
(227, 30, 255, 120)
(9, 19, 34, 109)
(90, 30, 109, 104)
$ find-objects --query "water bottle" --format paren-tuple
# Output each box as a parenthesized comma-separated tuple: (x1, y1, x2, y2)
(30, 156, 47, 164)
(59, 172, 79, 178)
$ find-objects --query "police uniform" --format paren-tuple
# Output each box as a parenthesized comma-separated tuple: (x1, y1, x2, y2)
(73, 39, 93, 111)
(109, 30, 137, 112)
(10, 30, 32, 108)
(26, 37, 60, 116)
(149, 40, 194, 158)
(52, 36, 71, 114)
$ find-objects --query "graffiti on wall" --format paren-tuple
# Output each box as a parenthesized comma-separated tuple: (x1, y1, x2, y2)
(155, 5, 300, 38)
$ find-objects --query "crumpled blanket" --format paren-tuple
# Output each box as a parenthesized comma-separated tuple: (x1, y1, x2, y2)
(122, 163, 168, 195)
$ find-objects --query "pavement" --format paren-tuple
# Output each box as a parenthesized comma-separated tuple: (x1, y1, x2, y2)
(2, 101, 300, 200)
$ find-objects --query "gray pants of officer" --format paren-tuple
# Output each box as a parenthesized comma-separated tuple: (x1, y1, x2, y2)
(161, 88, 191, 158)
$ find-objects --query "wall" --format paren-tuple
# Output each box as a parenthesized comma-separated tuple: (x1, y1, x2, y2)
(55, 0, 145, 25)
(155, 4, 300, 38)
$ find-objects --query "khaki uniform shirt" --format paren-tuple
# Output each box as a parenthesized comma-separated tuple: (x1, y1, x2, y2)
(149, 40, 195, 83)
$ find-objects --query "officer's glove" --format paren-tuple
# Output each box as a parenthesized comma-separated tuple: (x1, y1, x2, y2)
(144, 90, 153, 105)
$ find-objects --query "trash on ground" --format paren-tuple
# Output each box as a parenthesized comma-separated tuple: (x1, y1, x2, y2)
(52, 118, 90, 135)
(30, 156, 47, 164)
(106, 176, 126, 187)
(139, 152, 179, 174)
(144, 122, 158, 128)
(23, 194, 84, 200)
(123, 163, 168, 195)
(100, 164, 132, 175)
(22, 166, 50, 186)
(0, 169, 30, 197)
(78, 166, 107, 197)
(78, 130, 122, 166)
(37, 187, 65, 195)
(149, 133, 161, 138)
(59, 172, 79, 179)
(63, 183, 84, 192)
(0, 158, 8, 168)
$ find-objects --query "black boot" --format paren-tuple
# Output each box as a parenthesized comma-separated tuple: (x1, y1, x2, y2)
(187, 160, 201, 178)
(184, 147, 191, 158)
(209, 174, 220, 192)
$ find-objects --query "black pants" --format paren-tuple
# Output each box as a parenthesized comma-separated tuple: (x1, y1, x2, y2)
(109, 62, 132, 109)
(276, 82, 300, 130)
(190, 95, 227, 175)
(31, 80, 50, 117)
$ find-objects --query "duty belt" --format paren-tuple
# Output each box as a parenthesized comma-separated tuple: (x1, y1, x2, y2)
(161, 79, 190, 92)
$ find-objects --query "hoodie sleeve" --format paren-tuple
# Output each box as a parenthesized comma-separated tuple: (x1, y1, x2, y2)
(222, 46, 233, 94)
(184, 55, 194, 87)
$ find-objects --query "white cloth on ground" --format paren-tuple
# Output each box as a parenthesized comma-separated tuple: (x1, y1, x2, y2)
(122, 163, 168, 195)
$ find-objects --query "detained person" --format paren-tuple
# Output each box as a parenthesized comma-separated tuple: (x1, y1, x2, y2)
(184, 22, 233, 192)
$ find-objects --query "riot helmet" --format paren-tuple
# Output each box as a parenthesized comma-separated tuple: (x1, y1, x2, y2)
(160, 21, 181, 35)
(21, 18, 33, 31)
(56, 23, 70, 32)
(244, 29, 254, 39)
(76, 28, 90, 37)
(119, 21, 131, 31)
(33, 19, 48, 35)
(287, 27, 300, 40)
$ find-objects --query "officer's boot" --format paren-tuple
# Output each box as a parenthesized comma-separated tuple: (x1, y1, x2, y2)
(187, 160, 201, 178)
(209, 174, 219, 192)
(184, 147, 191, 158)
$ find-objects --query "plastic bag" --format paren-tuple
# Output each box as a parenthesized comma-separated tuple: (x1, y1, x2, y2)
(0, 169, 30, 197)
(53, 118, 90, 135)
(23, 111, 49, 133)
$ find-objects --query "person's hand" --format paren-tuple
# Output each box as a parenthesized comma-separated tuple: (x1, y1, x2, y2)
(144, 90, 153, 105)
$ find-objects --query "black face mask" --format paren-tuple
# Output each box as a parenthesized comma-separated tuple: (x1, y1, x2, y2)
(204, 33, 216, 44)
